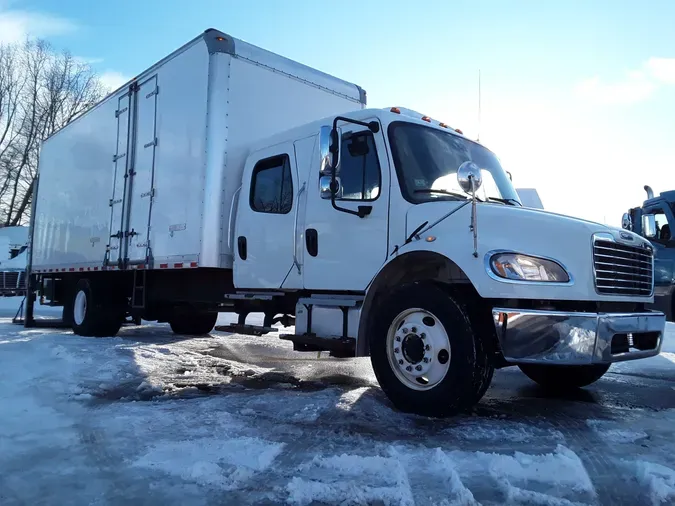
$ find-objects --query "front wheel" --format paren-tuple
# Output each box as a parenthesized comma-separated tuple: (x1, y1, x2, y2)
(369, 282, 493, 417)
(518, 363, 611, 390)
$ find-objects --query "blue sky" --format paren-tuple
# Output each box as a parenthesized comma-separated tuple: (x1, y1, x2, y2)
(2, 0, 674, 225)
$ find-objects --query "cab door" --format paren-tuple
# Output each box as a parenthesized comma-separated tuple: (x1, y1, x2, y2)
(234, 142, 299, 289)
(302, 120, 390, 291)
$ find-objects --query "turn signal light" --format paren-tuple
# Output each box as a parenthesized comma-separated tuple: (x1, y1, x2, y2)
(390, 107, 401, 114)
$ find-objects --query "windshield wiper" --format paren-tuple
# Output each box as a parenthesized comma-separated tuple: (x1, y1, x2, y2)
(487, 196, 521, 206)
(414, 189, 482, 201)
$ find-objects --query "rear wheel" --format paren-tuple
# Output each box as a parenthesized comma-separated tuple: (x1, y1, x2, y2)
(71, 279, 123, 337)
(369, 282, 493, 417)
(518, 363, 611, 389)
(169, 309, 217, 336)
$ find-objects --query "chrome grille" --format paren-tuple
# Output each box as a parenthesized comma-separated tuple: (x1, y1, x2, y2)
(593, 239, 653, 296)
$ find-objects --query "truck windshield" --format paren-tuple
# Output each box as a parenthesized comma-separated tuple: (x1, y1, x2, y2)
(388, 122, 521, 205)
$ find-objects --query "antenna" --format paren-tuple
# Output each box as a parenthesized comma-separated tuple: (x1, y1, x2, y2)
(477, 69, 481, 142)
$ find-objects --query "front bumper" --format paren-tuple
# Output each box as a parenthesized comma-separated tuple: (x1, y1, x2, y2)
(492, 309, 665, 365)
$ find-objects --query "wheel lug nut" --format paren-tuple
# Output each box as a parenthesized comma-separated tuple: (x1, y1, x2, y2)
(423, 358, 429, 363)
(425, 345, 430, 351)
(402, 328, 408, 334)
(398, 359, 404, 365)
(395, 336, 401, 342)
(406, 366, 412, 372)
(415, 365, 422, 371)
(421, 333, 426, 339)
(411, 327, 417, 333)
(394, 347, 400, 354)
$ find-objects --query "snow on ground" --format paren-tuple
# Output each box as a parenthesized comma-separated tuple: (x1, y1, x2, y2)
(1, 296, 675, 505)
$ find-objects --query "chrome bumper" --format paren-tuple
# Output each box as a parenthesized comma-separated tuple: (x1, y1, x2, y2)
(492, 309, 665, 365)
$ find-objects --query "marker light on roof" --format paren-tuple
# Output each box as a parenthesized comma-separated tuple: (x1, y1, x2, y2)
(439, 122, 448, 128)
(421, 116, 431, 122)
(455, 128, 463, 134)
(390, 107, 401, 114)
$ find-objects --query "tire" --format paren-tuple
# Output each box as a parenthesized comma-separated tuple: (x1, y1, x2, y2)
(71, 278, 123, 337)
(169, 310, 217, 336)
(518, 363, 611, 389)
(369, 282, 494, 417)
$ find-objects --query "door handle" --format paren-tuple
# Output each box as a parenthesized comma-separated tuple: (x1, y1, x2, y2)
(237, 236, 247, 260)
(306, 229, 318, 257)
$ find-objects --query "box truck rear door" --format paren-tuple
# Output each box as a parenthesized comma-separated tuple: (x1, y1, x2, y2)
(126, 76, 158, 265)
(233, 142, 299, 289)
(107, 92, 132, 266)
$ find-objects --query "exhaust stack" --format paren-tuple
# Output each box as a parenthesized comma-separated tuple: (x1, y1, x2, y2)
(644, 185, 654, 199)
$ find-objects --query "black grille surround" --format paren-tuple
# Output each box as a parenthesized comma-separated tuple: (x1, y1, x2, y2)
(593, 238, 653, 297)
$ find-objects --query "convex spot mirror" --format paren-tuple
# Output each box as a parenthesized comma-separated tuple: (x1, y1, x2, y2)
(457, 161, 483, 194)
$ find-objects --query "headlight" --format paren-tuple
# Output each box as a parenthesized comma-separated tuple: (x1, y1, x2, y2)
(489, 253, 570, 283)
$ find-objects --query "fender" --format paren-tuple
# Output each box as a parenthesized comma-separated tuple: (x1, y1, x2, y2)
(356, 250, 473, 356)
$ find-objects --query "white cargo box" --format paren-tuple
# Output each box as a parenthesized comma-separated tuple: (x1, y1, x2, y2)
(32, 29, 365, 273)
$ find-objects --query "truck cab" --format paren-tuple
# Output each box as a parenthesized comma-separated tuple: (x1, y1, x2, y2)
(622, 186, 675, 321)
(232, 107, 666, 415)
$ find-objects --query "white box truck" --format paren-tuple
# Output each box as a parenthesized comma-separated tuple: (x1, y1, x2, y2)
(25, 29, 666, 416)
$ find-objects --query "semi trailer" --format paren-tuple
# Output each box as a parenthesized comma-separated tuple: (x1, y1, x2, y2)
(25, 29, 666, 416)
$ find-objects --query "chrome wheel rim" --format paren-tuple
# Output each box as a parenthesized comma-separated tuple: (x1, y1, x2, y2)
(74, 290, 87, 326)
(386, 308, 451, 391)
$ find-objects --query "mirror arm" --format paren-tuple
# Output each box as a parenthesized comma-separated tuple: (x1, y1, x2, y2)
(470, 176, 478, 258)
(329, 116, 380, 219)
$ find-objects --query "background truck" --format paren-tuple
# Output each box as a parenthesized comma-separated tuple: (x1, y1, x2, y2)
(622, 185, 675, 321)
(24, 29, 666, 417)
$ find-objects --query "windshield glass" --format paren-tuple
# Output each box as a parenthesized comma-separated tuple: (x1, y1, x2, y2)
(388, 122, 521, 205)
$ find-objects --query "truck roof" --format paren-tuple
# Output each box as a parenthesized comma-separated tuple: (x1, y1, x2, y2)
(245, 107, 475, 156)
(644, 190, 675, 206)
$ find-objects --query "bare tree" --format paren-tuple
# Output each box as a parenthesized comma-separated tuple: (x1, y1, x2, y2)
(0, 39, 105, 226)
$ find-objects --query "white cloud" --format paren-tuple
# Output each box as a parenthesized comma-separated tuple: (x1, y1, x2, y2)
(575, 71, 656, 105)
(99, 71, 130, 92)
(575, 57, 675, 105)
(0, 9, 76, 43)
(645, 57, 675, 84)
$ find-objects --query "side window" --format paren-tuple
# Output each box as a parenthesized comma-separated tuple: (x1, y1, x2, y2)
(250, 155, 293, 214)
(338, 132, 381, 201)
(642, 210, 671, 242)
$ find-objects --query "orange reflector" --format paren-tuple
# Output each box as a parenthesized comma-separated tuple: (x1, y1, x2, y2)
(455, 128, 463, 134)
(421, 116, 431, 122)
(390, 107, 401, 114)
(425, 236, 436, 242)
(216, 36, 225, 41)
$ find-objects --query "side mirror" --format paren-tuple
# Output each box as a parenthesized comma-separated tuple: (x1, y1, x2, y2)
(643, 214, 657, 238)
(320, 175, 342, 199)
(457, 161, 483, 194)
(621, 212, 633, 230)
(319, 125, 335, 175)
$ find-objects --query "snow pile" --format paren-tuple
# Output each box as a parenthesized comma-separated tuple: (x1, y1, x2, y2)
(586, 419, 648, 443)
(288, 451, 415, 506)
(635, 461, 675, 505)
(288, 444, 594, 505)
(132, 436, 285, 490)
(443, 418, 565, 444)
